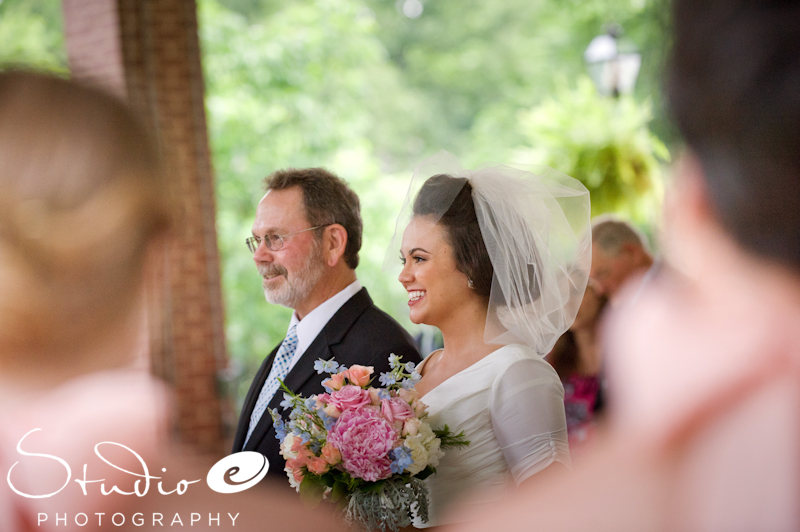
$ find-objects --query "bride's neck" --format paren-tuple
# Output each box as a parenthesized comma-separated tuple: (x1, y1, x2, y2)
(437, 299, 495, 363)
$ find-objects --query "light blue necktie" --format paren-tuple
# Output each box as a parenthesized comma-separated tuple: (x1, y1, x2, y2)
(244, 323, 299, 445)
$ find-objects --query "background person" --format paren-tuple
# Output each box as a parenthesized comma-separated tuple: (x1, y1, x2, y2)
(590, 216, 654, 303)
(456, 0, 800, 530)
(547, 281, 608, 452)
(0, 69, 342, 532)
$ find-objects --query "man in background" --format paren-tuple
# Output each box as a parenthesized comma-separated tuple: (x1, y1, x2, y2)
(590, 216, 654, 303)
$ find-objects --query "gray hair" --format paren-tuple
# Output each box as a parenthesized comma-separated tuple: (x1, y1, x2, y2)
(591, 216, 649, 256)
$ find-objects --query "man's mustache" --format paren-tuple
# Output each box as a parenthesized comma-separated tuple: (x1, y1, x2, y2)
(258, 264, 287, 278)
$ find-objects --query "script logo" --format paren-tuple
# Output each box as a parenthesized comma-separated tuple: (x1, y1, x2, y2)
(206, 452, 269, 494)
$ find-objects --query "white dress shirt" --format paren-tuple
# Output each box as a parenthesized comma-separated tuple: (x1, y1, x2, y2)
(284, 280, 362, 371)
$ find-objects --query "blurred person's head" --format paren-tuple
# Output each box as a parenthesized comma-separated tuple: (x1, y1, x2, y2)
(0, 70, 171, 372)
(571, 280, 607, 332)
(249, 168, 362, 319)
(668, 0, 800, 272)
(590, 216, 653, 298)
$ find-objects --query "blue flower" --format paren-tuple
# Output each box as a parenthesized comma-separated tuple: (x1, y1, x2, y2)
(377, 389, 391, 400)
(379, 372, 396, 386)
(404, 361, 417, 373)
(304, 397, 317, 410)
(273, 417, 287, 441)
(389, 446, 413, 474)
(309, 440, 322, 454)
(280, 393, 294, 410)
(314, 358, 341, 375)
(318, 411, 337, 431)
(388, 353, 402, 369)
(400, 378, 417, 389)
(299, 432, 311, 444)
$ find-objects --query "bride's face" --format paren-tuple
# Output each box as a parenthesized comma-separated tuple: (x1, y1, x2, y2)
(398, 216, 473, 326)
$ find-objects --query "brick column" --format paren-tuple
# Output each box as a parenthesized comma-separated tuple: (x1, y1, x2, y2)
(62, 0, 229, 454)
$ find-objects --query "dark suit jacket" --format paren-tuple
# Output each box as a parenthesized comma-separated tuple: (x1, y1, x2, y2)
(232, 287, 421, 483)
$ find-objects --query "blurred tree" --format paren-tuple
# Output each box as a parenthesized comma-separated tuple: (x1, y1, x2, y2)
(512, 77, 669, 221)
(196, 0, 673, 404)
(199, 0, 429, 401)
(0, 0, 66, 71)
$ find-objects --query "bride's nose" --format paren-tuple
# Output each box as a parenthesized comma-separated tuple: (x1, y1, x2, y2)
(398, 262, 412, 285)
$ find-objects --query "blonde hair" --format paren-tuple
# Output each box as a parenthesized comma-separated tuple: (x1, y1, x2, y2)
(0, 70, 172, 354)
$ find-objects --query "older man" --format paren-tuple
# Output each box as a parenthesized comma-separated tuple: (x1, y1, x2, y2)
(232, 168, 420, 482)
(590, 216, 654, 303)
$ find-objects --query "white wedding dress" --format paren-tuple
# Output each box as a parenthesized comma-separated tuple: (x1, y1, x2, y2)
(414, 344, 570, 527)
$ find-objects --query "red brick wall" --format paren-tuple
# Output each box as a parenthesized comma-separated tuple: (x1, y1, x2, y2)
(62, 0, 230, 454)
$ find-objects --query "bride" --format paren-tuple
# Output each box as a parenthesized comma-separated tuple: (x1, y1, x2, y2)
(393, 154, 591, 527)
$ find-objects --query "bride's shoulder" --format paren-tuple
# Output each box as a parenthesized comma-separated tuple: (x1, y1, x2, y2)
(491, 344, 558, 375)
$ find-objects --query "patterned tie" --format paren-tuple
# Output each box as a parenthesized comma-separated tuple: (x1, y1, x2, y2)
(244, 323, 299, 445)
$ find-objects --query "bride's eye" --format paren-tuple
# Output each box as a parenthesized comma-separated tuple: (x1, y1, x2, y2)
(399, 254, 406, 265)
(412, 255, 425, 263)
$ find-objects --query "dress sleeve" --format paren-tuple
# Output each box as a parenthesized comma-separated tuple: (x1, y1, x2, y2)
(489, 357, 570, 484)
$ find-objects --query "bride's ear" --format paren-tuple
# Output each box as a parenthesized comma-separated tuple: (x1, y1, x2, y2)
(323, 223, 348, 267)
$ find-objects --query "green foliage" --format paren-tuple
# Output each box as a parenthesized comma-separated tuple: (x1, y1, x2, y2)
(513, 77, 669, 221)
(196, 0, 673, 403)
(0, 0, 66, 71)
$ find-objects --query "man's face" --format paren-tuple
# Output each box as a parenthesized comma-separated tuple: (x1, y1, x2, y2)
(251, 187, 325, 312)
(591, 242, 634, 298)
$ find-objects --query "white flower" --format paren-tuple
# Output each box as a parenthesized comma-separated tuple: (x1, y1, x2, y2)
(404, 434, 430, 475)
(281, 433, 300, 460)
(285, 465, 301, 491)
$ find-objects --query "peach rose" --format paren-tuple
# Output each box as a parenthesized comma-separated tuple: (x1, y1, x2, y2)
(403, 418, 421, 436)
(306, 456, 330, 475)
(321, 442, 342, 465)
(323, 403, 342, 418)
(368, 387, 382, 405)
(322, 371, 348, 391)
(347, 364, 374, 387)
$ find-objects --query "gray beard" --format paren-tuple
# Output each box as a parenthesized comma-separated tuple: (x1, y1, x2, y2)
(262, 242, 325, 310)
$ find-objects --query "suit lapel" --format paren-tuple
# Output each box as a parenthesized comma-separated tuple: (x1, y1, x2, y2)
(233, 344, 278, 451)
(243, 288, 374, 451)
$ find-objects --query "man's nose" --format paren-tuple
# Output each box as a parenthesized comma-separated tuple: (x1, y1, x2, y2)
(253, 240, 274, 262)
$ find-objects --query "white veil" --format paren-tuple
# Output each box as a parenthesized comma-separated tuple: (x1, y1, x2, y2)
(388, 152, 591, 356)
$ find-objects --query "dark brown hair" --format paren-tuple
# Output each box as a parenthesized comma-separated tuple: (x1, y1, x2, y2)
(668, 0, 800, 270)
(412, 174, 493, 298)
(265, 167, 362, 269)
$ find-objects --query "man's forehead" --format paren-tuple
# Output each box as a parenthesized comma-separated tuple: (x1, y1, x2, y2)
(254, 188, 306, 227)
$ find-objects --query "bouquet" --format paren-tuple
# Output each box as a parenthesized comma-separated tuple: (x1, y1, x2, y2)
(269, 354, 467, 531)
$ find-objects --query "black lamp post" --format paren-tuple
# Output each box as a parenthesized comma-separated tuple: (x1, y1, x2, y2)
(584, 25, 641, 97)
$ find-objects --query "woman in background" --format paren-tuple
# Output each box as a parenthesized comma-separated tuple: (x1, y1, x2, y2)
(548, 281, 608, 451)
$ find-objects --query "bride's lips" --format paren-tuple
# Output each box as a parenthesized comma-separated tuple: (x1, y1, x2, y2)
(407, 290, 426, 307)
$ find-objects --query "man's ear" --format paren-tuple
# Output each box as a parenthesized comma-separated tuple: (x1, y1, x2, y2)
(323, 224, 348, 267)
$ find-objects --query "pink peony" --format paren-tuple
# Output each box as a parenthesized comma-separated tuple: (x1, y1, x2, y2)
(328, 385, 372, 411)
(381, 397, 415, 425)
(347, 364, 374, 387)
(328, 408, 397, 481)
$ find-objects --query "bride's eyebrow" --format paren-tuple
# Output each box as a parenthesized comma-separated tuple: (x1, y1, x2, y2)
(408, 247, 429, 255)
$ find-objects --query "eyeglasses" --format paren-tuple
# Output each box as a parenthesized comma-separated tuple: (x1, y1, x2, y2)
(246, 224, 330, 253)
